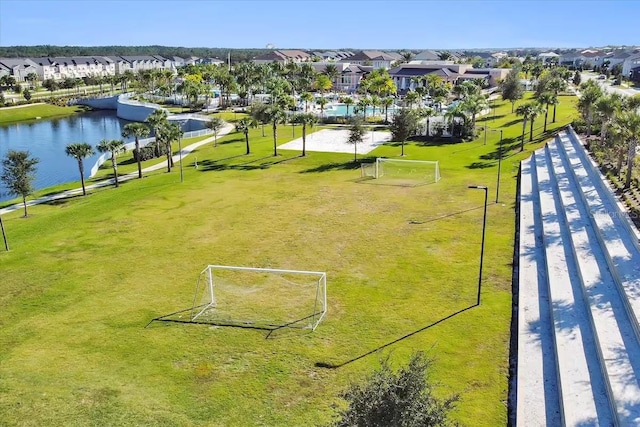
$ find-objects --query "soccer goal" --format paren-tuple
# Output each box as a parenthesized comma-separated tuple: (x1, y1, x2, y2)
(361, 158, 441, 185)
(190, 265, 327, 331)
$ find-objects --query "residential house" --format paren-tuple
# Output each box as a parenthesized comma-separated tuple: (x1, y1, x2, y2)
(252, 50, 312, 64)
(623, 52, 640, 78)
(28, 57, 59, 80)
(308, 62, 371, 92)
(538, 51, 560, 65)
(389, 63, 509, 93)
(0, 58, 38, 81)
(414, 50, 441, 61)
(340, 50, 398, 69)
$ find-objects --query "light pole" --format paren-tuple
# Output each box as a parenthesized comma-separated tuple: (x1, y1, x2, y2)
(468, 185, 488, 306)
(489, 129, 503, 203)
(178, 134, 184, 183)
(0, 215, 8, 251)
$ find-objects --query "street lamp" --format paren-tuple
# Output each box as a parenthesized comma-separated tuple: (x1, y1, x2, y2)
(0, 215, 8, 251)
(178, 134, 184, 183)
(489, 129, 504, 203)
(468, 185, 488, 306)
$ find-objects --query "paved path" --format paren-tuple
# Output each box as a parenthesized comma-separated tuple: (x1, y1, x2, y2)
(581, 72, 640, 98)
(0, 123, 234, 216)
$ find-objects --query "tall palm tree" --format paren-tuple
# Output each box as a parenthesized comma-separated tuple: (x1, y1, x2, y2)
(145, 108, 169, 156)
(536, 92, 555, 132)
(122, 123, 150, 179)
(528, 103, 545, 141)
(578, 83, 603, 137)
(265, 105, 288, 156)
(548, 77, 567, 123)
(301, 92, 314, 112)
(342, 96, 355, 117)
(595, 94, 622, 147)
(159, 122, 183, 172)
(404, 91, 420, 109)
(357, 98, 371, 121)
(235, 117, 256, 155)
(461, 94, 488, 129)
(516, 103, 535, 151)
(292, 113, 317, 157)
(323, 64, 340, 93)
(619, 111, 640, 189)
(65, 143, 95, 196)
(96, 139, 125, 187)
(419, 107, 436, 138)
(316, 97, 328, 117)
(370, 95, 380, 117)
(380, 97, 394, 123)
(206, 117, 225, 147)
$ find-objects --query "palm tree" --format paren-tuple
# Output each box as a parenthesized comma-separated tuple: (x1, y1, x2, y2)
(404, 91, 420, 109)
(595, 94, 622, 147)
(323, 64, 340, 93)
(122, 123, 150, 179)
(380, 97, 394, 123)
(460, 94, 488, 129)
(516, 103, 535, 151)
(619, 111, 640, 189)
(65, 143, 95, 196)
(159, 122, 183, 172)
(419, 107, 436, 138)
(357, 98, 370, 121)
(578, 83, 603, 137)
(528, 103, 544, 141)
(292, 113, 317, 157)
(96, 139, 125, 187)
(206, 117, 225, 147)
(301, 92, 314, 112)
(536, 92, 555, 132)
(370, 95, 380, 117)
(235, 117, 256, 155)
(265, 105, 288, 156)
(314, 74, 332, 95)
(316, 97, 328, 117)
(342, 96, 355, 117)
(548, 77, 567, 123)
(145, 109, 169, 156)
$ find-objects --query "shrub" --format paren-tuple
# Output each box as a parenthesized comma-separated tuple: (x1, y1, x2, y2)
(333, 352, 459, 427)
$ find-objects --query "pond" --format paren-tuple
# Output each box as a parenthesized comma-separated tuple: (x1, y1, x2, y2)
(0, 110, 133, 202)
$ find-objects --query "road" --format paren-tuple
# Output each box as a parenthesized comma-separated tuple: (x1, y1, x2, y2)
(581, 72, 640, 98)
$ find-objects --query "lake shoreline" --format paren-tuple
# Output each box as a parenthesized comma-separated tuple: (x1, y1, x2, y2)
(0, 103, 92, 126)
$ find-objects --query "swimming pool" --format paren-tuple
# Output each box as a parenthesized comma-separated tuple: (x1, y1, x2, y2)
(322, 103, 399, 117)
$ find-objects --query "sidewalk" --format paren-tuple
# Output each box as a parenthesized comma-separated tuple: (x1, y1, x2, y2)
(0, 123, 234, 216)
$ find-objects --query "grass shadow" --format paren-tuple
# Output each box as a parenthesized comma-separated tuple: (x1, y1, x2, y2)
(299, 156, 377, 174)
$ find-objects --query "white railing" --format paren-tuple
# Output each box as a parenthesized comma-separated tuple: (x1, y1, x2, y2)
(88, 131, 212, 178)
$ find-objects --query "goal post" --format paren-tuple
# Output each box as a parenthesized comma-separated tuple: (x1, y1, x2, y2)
(361, 158, 441, 185)
(191, 265, 327, 331)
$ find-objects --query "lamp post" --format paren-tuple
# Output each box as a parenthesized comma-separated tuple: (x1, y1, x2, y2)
(489, 129, 503, 203)
(0, 215, 8, 251)
(468, 185, 488, 306)
(178, 134, 184, 183)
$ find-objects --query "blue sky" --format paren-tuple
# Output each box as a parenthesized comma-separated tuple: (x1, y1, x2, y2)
(0, 0, 638, 49)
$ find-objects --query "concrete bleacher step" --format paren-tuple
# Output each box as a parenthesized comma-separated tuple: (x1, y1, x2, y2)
(547, 140, 640, 424)
(534, 148, 615, 425)
(559, 130, 640, 343)
(516, 155, 561, 426)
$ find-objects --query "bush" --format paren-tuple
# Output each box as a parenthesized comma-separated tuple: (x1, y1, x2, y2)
(333, 352, 459, 427)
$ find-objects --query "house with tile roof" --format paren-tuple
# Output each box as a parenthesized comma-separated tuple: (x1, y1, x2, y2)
(252, 50, 312, 64)
(339, 50, 398, 69)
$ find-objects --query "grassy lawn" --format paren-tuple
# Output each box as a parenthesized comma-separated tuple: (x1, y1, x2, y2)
(0, 93, 577, 426)
(0, 103, 89, 125)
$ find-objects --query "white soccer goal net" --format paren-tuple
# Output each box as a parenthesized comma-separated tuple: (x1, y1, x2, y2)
(191, 265, 327, 331)
(361, 158, 440, 185)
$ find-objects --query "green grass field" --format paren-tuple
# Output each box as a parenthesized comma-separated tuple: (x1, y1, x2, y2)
(0, 94, 577, 426)
(0, 103, 89, 125)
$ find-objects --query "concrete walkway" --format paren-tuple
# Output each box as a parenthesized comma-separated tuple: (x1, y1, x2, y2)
(0, 123, 234, 216)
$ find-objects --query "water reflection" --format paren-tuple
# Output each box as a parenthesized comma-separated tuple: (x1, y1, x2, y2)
(0, 110, 132, 202)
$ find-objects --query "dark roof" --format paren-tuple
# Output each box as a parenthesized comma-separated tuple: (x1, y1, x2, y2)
(0, 58, 32, 68)
(414, 50, 440, 60)
(29, 57, 56, 66)
(348, 50, 397, 61)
